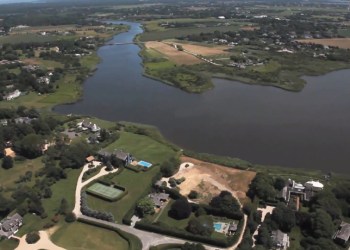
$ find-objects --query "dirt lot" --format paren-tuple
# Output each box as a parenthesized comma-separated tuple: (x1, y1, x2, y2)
(173, 156, 256, 204)
(296, 38, 350, 49)
(174, 42, 230, 56)
(145, 41, 201, 65)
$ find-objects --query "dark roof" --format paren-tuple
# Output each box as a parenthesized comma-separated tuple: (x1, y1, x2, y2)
(149, 193, 169, 207)
(335, 222, 350, 242)
(98, 149, 112, 158)
(114, 150, 130, 161)
(0, 213, 22, 233)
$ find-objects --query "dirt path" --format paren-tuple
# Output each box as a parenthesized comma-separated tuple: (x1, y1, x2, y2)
(15, 231, 65, 250)
(251, 206, 275, 247)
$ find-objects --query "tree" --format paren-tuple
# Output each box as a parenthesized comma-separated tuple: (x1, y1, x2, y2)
(188, 190, 199, 199)
(187, 215, 214, 236)
(160, 157, 180, 177)
(2, 156, 13, 169)
(210, 191, 240, 213)
(256, 224, 272, 248)
(310, 209, 335, 238)
(136, 197, 155, 217)
(274, 177, 286, 191)
(60, 142, 92, 169)
(181, 242, 205, 250)
(15, 134, 44, 159)
(271, 204, 296, 232)
(58, 198, 69, 215)
(169, 198, 192, 220)
(248, 173, 276, 201)
(26, 231, 40, 244)
(65, 212, 77, 223)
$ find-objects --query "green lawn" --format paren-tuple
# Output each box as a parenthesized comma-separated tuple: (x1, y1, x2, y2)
(51, 221, 129, 250)
(0, 157, 44, 198)
(16, 168, 81, 237)
(157, 200, 195, 229)
(0, 238, 19, 250)
(87, 166, 160, 221)
(106, 131, 176, 164)
(80, 52, 101, 70)
(0, 34, 76, 44)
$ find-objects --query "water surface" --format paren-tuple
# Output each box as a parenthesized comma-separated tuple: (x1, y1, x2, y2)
(55, 21, 350, 173)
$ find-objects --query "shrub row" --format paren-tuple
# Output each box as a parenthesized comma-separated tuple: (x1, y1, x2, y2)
(80, 192, 114, 222)
(135, 221, 228, 247)
(192, 203, 243, 221)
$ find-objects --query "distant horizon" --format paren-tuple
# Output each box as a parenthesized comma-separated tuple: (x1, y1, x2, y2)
(0, 0, 39, 4)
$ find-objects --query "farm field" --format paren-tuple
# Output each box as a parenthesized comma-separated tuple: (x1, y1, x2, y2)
(145, 42, 201, 65)
(51, 222, 129, 250)
(296, 38, 350, 49)
(0, 33, 75, 44)
(173, 156, 256, 204)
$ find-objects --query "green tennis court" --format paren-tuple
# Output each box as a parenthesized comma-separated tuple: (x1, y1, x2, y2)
(87, 183, 124, 200)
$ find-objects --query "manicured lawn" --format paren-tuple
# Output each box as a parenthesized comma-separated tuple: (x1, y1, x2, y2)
(87, 166, 160, 221)
(52, 221, 129, 250)
(157, 200, 194, 229)
(106, 132, 176, 164)
(289, 226, 303, 250)
(0, 238, 19, 250)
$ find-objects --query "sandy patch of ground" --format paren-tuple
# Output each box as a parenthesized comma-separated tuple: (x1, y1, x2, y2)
(173, 42, 229, 56)
(22, 58, 40, 65)
(172, 156, 256, 204)
(15, 230, 65, 250)
(240, 25, 259, 31)
(145, 41, 201, 65)
(296, 38, 350, 49)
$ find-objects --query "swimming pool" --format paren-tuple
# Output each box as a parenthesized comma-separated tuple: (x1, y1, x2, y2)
(138, 160, 152, 168)
(214, 223, 222, 232)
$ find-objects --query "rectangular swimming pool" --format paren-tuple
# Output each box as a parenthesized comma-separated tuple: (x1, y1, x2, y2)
(138, 160, 152, 168)
(214, 223, 222, 232)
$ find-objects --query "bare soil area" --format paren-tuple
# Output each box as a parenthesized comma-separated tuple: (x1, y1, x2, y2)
(174, 43, 230, 56)
(296, 38, 350, 49)
(173, 156, 256, 204)
(145, 41, 201, 65)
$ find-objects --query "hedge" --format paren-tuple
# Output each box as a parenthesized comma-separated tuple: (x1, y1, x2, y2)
(135, 221, 229, 247)
(125, 164, 143, 173)
(78, 217, 142, 250)
(191, 203, 243, 220)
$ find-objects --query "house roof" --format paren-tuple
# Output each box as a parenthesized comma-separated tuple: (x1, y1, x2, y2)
(271, 230, 289, 246)
(98, 149, 112, 157)
(114, 150, 129, 161)
(149, 193, 169, 207)
(229, 223, 238, 231)
(0, 213, 22, 233)
(86, 156, 95, 162)
(4, 148, 15, 157)
(335, 222, 350, 242)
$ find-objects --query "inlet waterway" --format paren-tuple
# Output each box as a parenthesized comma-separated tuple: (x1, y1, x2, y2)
(55, 21, 350, 173)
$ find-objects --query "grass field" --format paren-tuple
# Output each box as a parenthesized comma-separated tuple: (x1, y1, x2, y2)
(87, 182, 124, 200)
(0, 33, 75, 44)
(106, 131, 176, 164)
(0, 238, 19, 250)
(52, 221, 129, 250)
(0, 157, 44, 199)
(296, 38, 350, 49)
(17, 168, 81, 237)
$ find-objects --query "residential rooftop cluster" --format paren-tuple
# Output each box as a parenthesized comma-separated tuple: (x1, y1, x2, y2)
(0, 213, 23, 239)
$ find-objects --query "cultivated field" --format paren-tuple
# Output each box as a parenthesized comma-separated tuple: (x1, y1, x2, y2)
(172, 156, 256, 204)
(296, 38, 350, 49)
(174, 42, 229, 56)
(145, 41, 201, 65)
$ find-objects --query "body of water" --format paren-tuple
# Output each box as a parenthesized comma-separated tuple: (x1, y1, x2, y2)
(55, 21, 350, 173)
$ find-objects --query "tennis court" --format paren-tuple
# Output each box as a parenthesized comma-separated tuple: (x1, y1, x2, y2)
(87, 182, 124, 200)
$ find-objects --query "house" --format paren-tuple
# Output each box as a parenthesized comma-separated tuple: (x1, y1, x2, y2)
(97, 149, 112, 161)
(4, 90, 21, 101)
(218, 16, 226, 19)
(304, 180, 324, 191)
(0, 213, 23, 239)
(0, 119, 8, 126)
(333, 222, 350, 246)
(271, 230, 290, 250)
(78, 120, 101, 132)
(86, 156, 95, 163)
(113, 150, 132, 166)
(87, 134, 99, 144)
(4, 148, 16, 158)
(228, 222, 238, 234)
(149, 193, 169, 208)
(38, 77, 50, 85)
(14, 117, 34, 125)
